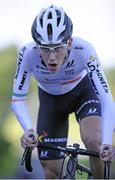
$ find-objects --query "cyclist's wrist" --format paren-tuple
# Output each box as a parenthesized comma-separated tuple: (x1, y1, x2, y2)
(28, 129, 35, 133)
(27, 129, 37, 136)
(27, 129, 38, 138)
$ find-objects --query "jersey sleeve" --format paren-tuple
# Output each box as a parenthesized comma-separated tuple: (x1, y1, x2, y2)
(84, 44, 114, 145)
(11, 46, 33, 132)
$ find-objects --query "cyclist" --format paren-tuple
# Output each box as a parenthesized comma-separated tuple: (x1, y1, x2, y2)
(11, 4, 115, 179)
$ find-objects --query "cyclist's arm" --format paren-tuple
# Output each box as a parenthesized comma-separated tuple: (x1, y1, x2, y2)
(11, 46, 33, 132)
(84, 45, 114, 145)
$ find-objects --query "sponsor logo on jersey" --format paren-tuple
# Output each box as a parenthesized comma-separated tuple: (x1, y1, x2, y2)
(76, 99, 100, 115)
(40, 150, 48, 158)
(44, 138, 67, 143)
(38, 131, 67, 143)
(36, 65, 39, 69)
(89, 72, 99, 95)
(36, 64, 51, 74)
(59, 151, 65, 157)
(65, 60, 75, 69)
(87, 56, 109, 93)
(65, 69, 74, 75)
(38, 131, 48, 143)
(36, 64, 57, 75)
(44, 77, 61, 83)
(15, 46, 26, 79)
(96, 69, 109, 93)
(74, 46, 84, 50)
(87, 55, 100, 71)
(18, 70, 28, 90)
(61, 76, 81, 85)
(86, 108, 98, 115)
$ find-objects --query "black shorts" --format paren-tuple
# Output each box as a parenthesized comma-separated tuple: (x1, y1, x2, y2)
(37, 75, 101, 160)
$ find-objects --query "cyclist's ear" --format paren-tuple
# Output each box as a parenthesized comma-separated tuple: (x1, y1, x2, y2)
(66, 38, 73, 50)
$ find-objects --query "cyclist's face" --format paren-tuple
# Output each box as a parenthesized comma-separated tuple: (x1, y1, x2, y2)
(38, 39, 72, 72)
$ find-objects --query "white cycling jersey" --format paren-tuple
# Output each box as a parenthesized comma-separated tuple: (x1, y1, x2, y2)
(11, 37, 115, 145)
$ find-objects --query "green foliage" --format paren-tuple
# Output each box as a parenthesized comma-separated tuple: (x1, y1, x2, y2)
(75, 158, 90, 179)
(0, 45, 18, 177)
(0, 131, 18, 178)
(75, 158, 115, 179)
(105, 68, 115, 100)
(0, 45, 37, 178)
(0, 46, 17, 123)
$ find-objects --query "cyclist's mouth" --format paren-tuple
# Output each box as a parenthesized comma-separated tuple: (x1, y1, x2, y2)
(48, 64, 58, 71)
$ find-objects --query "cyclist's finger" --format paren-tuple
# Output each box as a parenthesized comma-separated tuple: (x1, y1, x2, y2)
(21, 137, 28, 148)
(20, 133, 38, 150)
(26, 133, 38, 143)
(101, 156, 112, 162)
(21, 140, 27, 149)
(100, 149, 113, 162)
(100, 145, 112, 155)
(21, 136, 32, 147)
(22, 134, 37, 143)
(21, 139, 37, 150)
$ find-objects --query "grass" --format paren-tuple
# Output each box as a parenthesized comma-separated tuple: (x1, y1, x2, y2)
(75, 158, 90, 179)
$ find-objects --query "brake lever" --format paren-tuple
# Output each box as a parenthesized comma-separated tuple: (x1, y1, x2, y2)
(21, 134, 35, 172)
(21, 147, 29, 166)
(103, 146, 112, 179)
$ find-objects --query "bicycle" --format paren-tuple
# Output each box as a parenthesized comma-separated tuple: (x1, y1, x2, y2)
(21, 141, 111, 179)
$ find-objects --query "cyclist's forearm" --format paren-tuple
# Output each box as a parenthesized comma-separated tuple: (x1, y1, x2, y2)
(89, 66, 114, 144)
(102, 104, 113, 144)
(95, 69, 114, 145)
(11, 100, 33, 132)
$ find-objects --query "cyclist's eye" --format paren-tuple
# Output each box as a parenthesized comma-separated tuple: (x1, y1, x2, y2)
(41, 47, 49, 53)
(54, 47, 62, 52)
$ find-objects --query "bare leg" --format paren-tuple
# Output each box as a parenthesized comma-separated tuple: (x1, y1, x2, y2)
(79, 116, 103, 179)
(40, 159, 64, 179)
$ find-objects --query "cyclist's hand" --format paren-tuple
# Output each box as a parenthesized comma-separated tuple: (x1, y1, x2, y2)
(100, 144, 115, 162)
(20, 129, 38, 150)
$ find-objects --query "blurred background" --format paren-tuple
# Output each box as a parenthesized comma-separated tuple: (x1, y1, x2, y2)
(0, 0, 115, 178)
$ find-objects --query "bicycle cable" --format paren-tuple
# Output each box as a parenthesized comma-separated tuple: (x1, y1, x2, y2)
(60, 154, 68, 179)
(104, 161, 111, 179)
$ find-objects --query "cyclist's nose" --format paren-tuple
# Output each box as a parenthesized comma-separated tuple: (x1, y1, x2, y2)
(48, 51, 56, 62)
